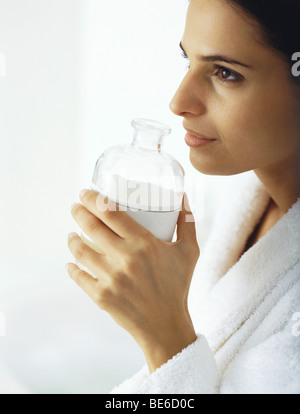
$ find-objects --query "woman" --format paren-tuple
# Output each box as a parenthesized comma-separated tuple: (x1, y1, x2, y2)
(66, 0, 300, 393)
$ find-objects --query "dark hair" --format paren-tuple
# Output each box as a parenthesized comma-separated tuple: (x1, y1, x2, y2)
(225, 0, 300, 85)
(188, 0, 300, 86)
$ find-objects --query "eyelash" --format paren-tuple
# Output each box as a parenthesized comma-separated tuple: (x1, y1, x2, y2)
(181, 51, 243, 84)
(213, 65, 243, 84)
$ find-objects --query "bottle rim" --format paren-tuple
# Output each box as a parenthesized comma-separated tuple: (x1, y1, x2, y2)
(132, 118, 172, 136)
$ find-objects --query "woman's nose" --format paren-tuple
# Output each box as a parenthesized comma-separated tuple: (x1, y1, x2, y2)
(169, 74, 206, 117)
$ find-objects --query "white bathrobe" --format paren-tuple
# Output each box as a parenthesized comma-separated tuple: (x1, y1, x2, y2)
(111, 172, 300, 394)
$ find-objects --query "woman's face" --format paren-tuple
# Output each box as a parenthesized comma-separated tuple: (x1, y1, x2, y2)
(170, 0, 300, 176)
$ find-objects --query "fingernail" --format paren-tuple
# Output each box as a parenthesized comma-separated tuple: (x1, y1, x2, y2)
(65, 263, 72, 272)
(183, 193, 192, 212)
(80, 188, 90, 198)
(71, 203, 80, 211)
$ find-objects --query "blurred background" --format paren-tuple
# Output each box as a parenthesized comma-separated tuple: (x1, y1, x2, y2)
(0, 0, 247, 394)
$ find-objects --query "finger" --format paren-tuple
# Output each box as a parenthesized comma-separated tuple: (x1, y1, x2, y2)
(71, 202, 124, 256)
(67, 232, 110, 280)
(79, 189, 152, 240)
(65, 262, 99, 301)
(176, 193, 198, 242)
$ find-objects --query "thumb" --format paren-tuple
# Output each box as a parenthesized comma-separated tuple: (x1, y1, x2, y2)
(176, 192, 197, 242)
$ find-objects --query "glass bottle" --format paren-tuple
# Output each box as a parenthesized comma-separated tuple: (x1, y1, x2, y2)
(79, 118, 185, 265)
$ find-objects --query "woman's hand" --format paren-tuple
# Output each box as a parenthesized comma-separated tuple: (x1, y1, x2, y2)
(66, 189, 200, 373)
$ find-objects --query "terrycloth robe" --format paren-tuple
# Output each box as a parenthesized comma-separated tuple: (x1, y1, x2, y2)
(111, 172, 300, 394)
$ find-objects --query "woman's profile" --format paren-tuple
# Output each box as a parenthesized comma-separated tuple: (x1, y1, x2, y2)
(67, 0, 300, 394)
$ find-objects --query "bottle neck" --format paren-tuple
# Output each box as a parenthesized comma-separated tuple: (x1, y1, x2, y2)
(131, 129, 165, 152)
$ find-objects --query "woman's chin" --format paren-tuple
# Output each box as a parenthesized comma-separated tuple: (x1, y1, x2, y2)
(189, 151, 221, 175)
(189, 151, 245, 176)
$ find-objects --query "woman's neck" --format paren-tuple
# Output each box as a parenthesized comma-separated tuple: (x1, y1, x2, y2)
(254, 154, 300, 214)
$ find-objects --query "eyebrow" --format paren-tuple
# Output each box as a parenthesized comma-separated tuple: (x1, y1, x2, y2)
(179, 42, 254, 69)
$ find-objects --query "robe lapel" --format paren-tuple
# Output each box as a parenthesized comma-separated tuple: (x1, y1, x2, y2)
(190, 173, 300, 365)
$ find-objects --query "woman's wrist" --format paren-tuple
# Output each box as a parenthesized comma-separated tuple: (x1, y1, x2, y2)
(140, 318, 197, 374)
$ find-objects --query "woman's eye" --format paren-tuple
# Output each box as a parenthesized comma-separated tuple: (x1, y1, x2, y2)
(180, 51, 243, 84)
(213, 65, 243, 84)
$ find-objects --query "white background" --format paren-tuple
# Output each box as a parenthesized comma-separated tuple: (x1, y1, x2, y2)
(0, 0, 245, 393)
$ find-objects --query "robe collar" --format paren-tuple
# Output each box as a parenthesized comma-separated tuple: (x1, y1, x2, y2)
(190, 173, 300, 364)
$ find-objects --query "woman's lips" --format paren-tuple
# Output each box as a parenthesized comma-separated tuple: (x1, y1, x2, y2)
(184, 132, 217, 148)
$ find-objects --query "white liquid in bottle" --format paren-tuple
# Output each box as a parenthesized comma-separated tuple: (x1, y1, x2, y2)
(125, 208, 180, 241)
(77, 118, 185, 276)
